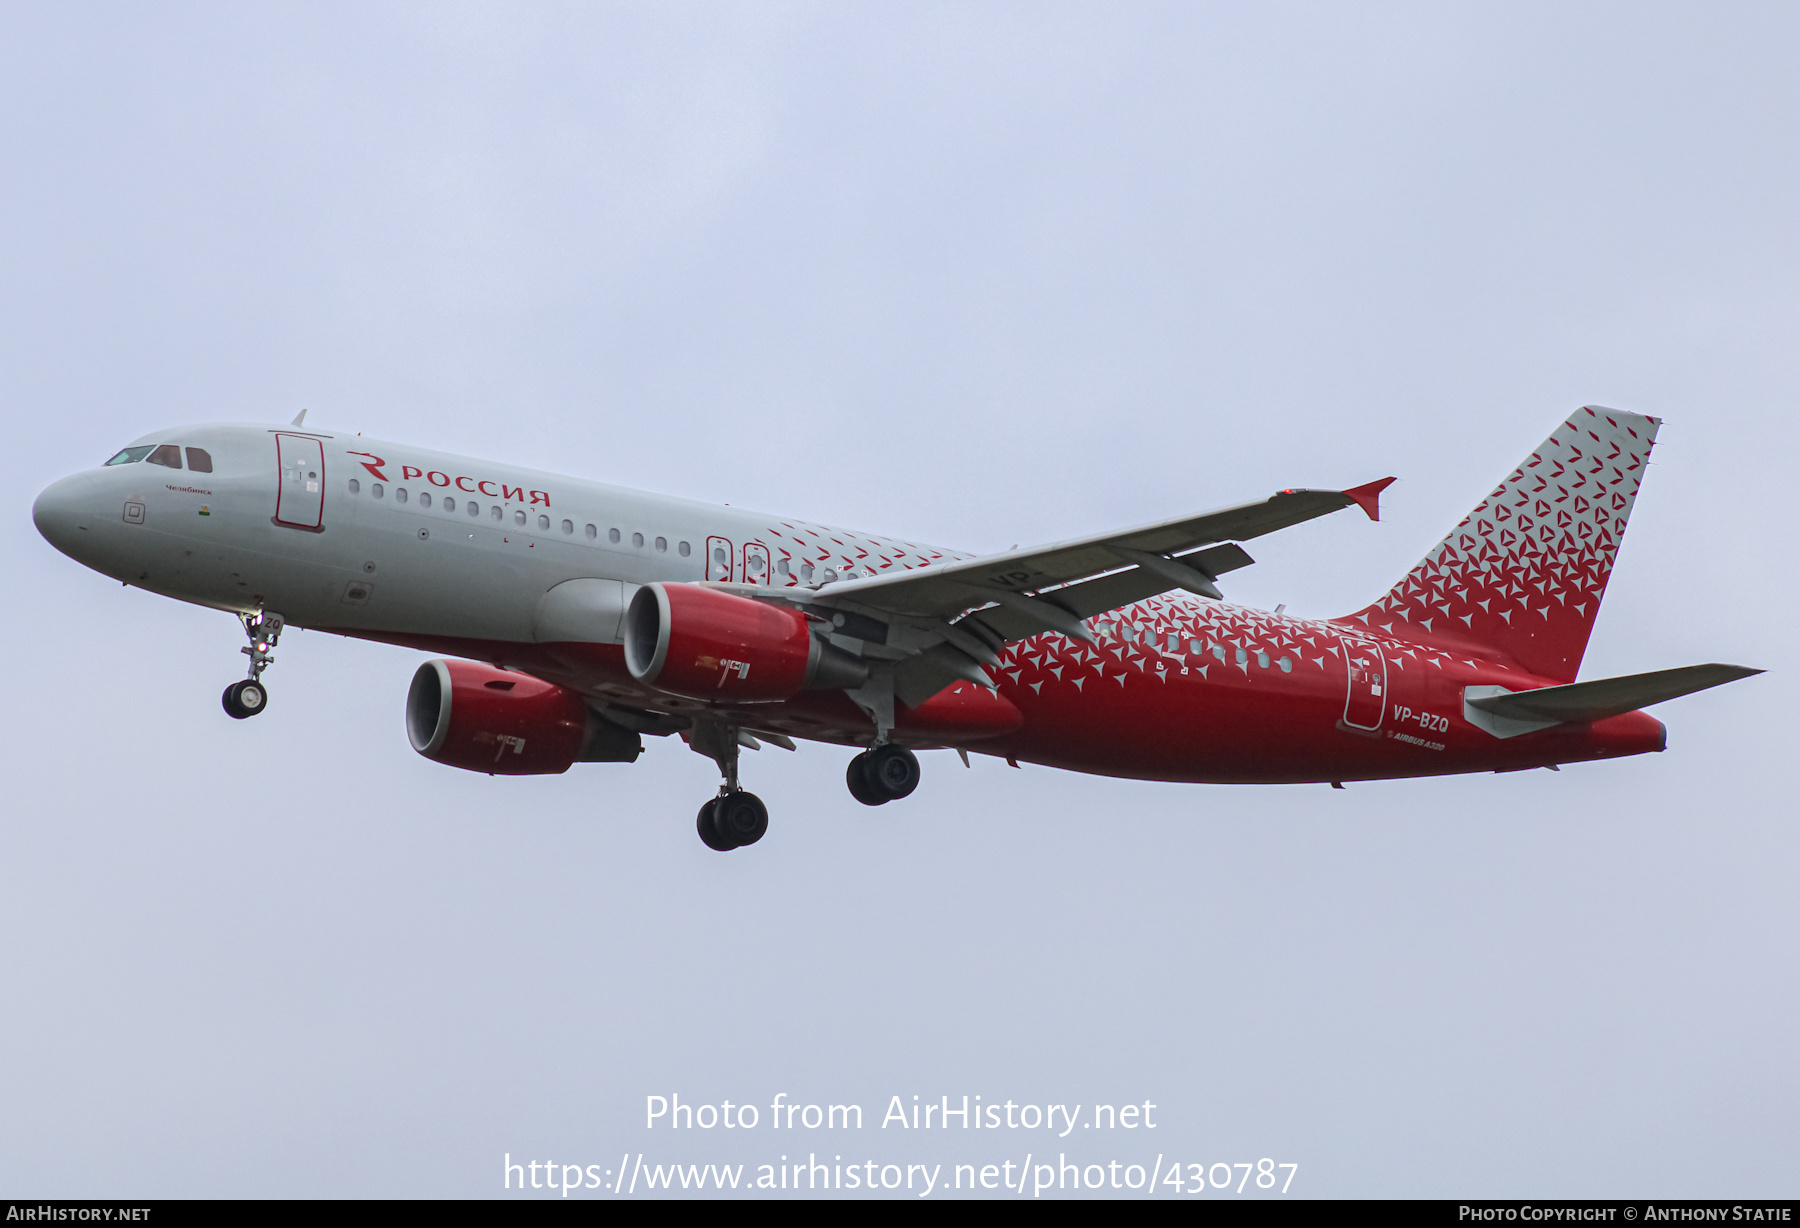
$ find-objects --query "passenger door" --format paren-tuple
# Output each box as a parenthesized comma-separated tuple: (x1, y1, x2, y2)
(1340, 636, 1387, 732)
(274, 434, 325, 530)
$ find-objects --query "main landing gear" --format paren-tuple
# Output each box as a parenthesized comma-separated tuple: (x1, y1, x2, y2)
(846, 744, 920, 806)
(689, 721, 769, 852)
(697, 791, 769, 852)
(222, 610, 283, 720)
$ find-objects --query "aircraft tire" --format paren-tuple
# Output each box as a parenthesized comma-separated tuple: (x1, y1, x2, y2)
(222, 680, 268, 720)
(846, 753, 888, 806)
(696, 799, 736, 851)
(868, 745, 920, 800)
(714, 791, 768, 847)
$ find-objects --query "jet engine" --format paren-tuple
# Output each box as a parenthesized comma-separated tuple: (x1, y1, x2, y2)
(624, 582, 867, 702)
(406, 659, 641, 775)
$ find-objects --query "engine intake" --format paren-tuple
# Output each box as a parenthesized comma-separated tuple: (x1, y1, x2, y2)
(406, 659, 641, 775)
(624, 582, 868, 702)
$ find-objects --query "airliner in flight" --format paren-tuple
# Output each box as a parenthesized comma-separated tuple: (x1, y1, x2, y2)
(33, 406, 1758, 851)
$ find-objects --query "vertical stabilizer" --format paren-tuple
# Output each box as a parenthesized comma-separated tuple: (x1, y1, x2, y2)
(1344, 406, 1660, 682)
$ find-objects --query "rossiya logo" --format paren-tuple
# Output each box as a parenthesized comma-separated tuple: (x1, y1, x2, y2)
(346, 451, 552, 507)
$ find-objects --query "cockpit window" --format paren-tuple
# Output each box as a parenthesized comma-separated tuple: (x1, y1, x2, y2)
(146, 445, 183, 469)
(104, 446, 154, 466)
(185, 447, 213, 473)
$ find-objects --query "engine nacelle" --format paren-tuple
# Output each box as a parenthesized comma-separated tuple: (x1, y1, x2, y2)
(406, 659, 641, 775)
(624, 582, 867, 702)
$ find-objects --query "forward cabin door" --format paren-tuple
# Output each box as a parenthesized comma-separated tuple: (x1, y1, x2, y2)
(274, 434, 325, 530)
(1340, 636, 1387, 732)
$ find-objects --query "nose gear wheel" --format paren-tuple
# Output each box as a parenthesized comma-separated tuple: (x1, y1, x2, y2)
(223, 610, 284, 720)
(222, 679, 268, 720)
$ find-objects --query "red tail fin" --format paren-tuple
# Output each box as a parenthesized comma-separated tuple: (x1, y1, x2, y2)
(1343, 406, 1660, 682)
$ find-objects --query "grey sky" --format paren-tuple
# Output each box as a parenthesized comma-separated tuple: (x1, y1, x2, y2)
(1, 1, 1793, 1197)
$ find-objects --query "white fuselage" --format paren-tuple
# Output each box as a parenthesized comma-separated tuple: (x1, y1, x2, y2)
(33, 422, 965, 647)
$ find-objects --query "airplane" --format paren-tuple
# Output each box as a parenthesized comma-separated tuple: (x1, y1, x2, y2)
(32, 405, 1760, 851)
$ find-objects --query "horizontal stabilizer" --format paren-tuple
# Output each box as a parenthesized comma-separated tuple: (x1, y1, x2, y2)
(1468, 663, 1763, 728)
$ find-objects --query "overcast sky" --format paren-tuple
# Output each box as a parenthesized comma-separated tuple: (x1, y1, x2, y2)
(1, 1, 1794, 1199)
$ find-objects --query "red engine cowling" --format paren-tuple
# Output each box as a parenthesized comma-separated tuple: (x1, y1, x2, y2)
(406, 659, 640, 775)
(624, 582, 867, 702)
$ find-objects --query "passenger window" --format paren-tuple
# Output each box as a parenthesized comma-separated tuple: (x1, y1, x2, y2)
(1212, 644, 1225, 662)
(678, 541, 691, 557)
(633, 532, 644, 547)
(348, 478, 361, 494)
(822, 568, 837, 583)
(185, 448, 213, 473)
(444, 497, 456, 513)
(396, 488, 408, 504)
(1167, 633, 1181, 651)
(146, 444, 182, 469)
(777, 559, 790, 576)
(609, 528, 621, 543)
(1235, 647, 1248, 665)
(538, 515, 550, 530)
(419, 492, 432, 508)
(514, 509, 526, 526)
(563, 520, 574, 535)
(1188, 639, 1203, 654)
(800, 562, 814, 582)
(467, 501, 480, 517)
(490, 505, 501, 520)
(372, 483, 384, 499)
(1279, 657, 1293, 673)
(1256, 651, 1269, 668)
(585, 524, 596, 540)
(104, 446, 154, 466)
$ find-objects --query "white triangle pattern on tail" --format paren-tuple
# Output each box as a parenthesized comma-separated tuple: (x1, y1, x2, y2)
(1354, 406, 1659, 682)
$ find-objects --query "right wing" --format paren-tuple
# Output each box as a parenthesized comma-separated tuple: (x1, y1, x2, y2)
(804, 479, 1393, 628)
(720, 479, 1393, 705)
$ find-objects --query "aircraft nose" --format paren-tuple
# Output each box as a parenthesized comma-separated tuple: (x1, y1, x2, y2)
(33, 474, 93, 559)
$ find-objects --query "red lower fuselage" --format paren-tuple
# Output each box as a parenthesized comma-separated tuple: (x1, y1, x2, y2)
(339, 582, 1665, 785)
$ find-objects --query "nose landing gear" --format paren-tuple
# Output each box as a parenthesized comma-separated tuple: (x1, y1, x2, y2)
(222, 610, 284, 720)
(847, 744, 920, 806)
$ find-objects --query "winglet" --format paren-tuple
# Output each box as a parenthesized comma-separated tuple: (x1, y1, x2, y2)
(1342, 476, 1396, 522)
(290, 408, 308, 427)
